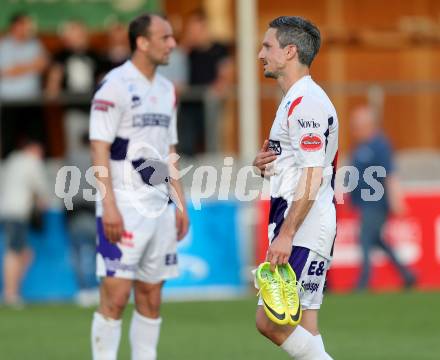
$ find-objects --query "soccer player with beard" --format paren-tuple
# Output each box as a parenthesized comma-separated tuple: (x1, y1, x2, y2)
(253, 16, 338, 359)
(89, 14, 189, 360)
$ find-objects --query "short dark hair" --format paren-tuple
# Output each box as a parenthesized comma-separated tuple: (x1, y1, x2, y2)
(269, 16, 321, 67)
(9, 12, 29, 27)
(128, 13, 164, 52)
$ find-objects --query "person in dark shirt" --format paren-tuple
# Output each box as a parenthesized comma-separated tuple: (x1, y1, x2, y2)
(188, 42, 229, 86)
(46, 20, 101, 99)
(46, 20, 102, 157)
(178, 9, 231, 155)
(349, 105, 415, 290)
(99, 22, 130, 75)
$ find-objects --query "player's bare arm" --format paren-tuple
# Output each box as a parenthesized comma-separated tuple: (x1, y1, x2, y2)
(169, 145, 189, 240)
(90, 139, 125, 243)
(253, 139, 277, 176)
(267, 166, 323, 271)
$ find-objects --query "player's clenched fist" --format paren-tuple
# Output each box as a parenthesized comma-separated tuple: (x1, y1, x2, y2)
(253, 139, 277, 177)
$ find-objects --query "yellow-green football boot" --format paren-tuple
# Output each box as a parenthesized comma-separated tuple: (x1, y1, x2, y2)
(278, 263, 302, 326)
(256, 262, 289, 325)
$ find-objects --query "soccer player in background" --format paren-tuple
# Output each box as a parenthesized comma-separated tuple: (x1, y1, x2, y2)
(253, 17, 338, 359)
(89, 14, 189, 360)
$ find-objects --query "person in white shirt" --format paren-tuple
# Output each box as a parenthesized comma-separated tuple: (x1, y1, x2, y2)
(0, 140, 49, 306)
(253, 16, 338, 359)
(89, 14, 189, 360)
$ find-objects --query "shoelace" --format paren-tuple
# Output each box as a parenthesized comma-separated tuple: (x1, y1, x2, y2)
(257, 275, 284, 306)
(283, 280, 303, 308)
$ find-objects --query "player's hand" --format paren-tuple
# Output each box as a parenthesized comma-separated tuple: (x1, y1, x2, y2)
(175, 207, 189, 241)
(253, 140, 277, 177)
(267, 233, 292, 272)
(103, 204, 125, 243)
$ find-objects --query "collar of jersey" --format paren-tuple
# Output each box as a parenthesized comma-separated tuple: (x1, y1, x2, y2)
(284, 75, 311, 101)
(124, 60, 155, 85)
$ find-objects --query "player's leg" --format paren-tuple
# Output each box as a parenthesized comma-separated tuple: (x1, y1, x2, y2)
(256, 304, 294, 345)
(92, 277, 132, 360)
(134, 280, 163, 318)
(256, 247, 332, 359)
(98, 277, 133, 318)
(256, 306, 330, 359)
(129, 281, 164, 360)
(298, 249, 333, 355)
(301, 309, 326, 351)
(130, 205, 179, 360)
(92, 212, 152, 360)
(300, 309, 319, 335)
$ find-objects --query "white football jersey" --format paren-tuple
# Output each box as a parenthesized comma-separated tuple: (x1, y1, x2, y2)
(267, 75, 339, 259)
(89, 60, 177, 216)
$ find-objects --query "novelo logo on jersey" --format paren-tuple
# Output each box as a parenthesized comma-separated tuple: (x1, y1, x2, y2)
(300, 133, 323, 152)
(298, 119, 320, 129)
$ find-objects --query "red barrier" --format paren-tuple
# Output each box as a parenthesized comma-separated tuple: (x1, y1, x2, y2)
(256, 191, 440, 292)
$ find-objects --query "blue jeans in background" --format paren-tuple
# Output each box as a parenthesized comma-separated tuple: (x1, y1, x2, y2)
(356, 206, 415, 290)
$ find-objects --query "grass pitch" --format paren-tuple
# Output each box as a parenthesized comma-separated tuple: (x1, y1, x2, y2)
(0, 292, 439, 359)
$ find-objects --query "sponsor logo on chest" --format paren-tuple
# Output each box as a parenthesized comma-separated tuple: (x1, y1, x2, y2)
(300, 133, 323, 152)
(132, 113, 171, 128)
(298, 119, 320, 129)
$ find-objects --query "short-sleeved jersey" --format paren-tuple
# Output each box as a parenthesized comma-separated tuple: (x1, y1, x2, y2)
(89, 60, 178, 215)
(268, 75, 339, 259)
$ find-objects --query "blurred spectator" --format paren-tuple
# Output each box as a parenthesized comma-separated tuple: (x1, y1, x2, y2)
(66, 132, 98, 306)
(46, 20, 100, 157)
(0, 140, 49, 306)
(46, 20, 100, 99)
(348, 105, 416, 290)
(185, 10, 230, 88)
(178, 9, 232, 155)
(157, 16, 189, 96)
(0, 12, 48, 158)
(157, 43, 189, 96)
(99, 22, 130, 76)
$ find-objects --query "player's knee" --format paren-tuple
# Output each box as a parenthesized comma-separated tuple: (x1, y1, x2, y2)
(138, 295, 161, 317)
(101, 291, 130, 318)
(135, 284, 162, 318)
(136, 301, 160, 318)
